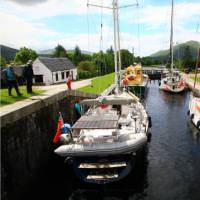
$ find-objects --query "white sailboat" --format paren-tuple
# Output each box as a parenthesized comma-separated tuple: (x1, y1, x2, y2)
(54, 0, 150, 184)
(159, 0, 185, 93)
(188, 48, 200, 130)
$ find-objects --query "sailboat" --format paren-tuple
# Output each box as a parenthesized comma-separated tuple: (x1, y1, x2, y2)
(54, 0, 150, 184)
(159, 0, 185, 93)
(188, 47, 200, 130)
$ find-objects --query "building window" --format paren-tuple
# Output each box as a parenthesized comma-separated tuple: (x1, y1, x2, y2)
(56, 73, 58, 81)
(61, 72, 65, 80)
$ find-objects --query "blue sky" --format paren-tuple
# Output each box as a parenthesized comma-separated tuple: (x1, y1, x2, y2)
(0, 0, 199, 56)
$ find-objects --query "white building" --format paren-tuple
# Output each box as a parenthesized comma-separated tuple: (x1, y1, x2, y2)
(33, 57, 77, 85)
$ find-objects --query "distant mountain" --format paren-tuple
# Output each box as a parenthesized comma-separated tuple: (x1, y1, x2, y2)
(38, 49, 93, 55)
(38, 49, 54, 55)
(150, 40, 200, 62)
(0, 45, 18, 62)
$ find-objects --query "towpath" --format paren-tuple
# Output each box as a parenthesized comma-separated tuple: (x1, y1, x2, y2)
(182, 73, 200, 92)
(0, 78, 92, 116)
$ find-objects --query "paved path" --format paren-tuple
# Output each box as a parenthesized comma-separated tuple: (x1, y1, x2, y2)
(182, 73, 200, 91)
(34, 78, 93, 94)
(0, 79, 92, 116)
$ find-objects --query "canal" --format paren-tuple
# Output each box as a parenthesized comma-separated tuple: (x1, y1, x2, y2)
(22, 82, 200, 200)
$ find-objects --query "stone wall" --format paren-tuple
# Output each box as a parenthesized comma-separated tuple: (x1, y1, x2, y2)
(1, 90, 97, 200)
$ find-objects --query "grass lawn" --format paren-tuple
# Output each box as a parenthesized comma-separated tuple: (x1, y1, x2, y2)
(0, 86, 44, 107)
(77, 73, 115, 94)
(190, 77, 200, 83)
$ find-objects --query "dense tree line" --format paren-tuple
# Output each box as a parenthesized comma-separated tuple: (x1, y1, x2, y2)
(3, 44, 196, 77)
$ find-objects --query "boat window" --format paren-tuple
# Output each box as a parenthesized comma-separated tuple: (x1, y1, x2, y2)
(112, 105, 121, 115)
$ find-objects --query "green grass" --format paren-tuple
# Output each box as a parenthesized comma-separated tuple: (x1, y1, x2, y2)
(0, 86, 44, 107)
(77, 73, 115, 94)
(190, 77, 200, 83)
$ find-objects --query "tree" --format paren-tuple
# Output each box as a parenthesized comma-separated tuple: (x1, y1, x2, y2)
(183, 45, 193, 70)
(53, 44, 67, 57)
(120, 49, 133, 69)
(78, 60, 96, 71)
(0, 56, 6, 67)
(14, 47, 37, 64)
(73, 45, 82, 65)
(106, 46, 114, 54)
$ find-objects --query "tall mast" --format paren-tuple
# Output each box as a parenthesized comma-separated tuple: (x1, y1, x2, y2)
(87, 0, 138, 92)
(170, 0, 174, 73)
(112, 0, 119, 93)
(116, 2, 122, 89)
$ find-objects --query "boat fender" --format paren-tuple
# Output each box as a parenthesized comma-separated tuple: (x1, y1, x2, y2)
(187, 110, 190, 115)
(197, 121, 200, 129)
(148, 116, 152, 128)
(61, 123, 71, 134)
(191, 114, 194, 120)
(147, 133, 152, 142)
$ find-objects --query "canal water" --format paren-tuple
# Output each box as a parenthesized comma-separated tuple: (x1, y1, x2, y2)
(24, 82, 200, 200)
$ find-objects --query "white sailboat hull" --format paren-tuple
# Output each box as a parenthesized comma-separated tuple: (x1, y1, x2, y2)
(159, 77, 185, 93)
(188, 94, 200, 130)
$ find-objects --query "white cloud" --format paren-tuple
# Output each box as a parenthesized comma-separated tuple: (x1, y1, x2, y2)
(0, 1, 199, 56)
(132, 2, 200, 29)
(6, 0, 48, 6)
(3, 0, 113, 19)
(0, 12, 60, 49)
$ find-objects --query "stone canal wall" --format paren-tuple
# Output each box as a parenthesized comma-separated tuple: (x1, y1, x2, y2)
(1, 90, 97, 200)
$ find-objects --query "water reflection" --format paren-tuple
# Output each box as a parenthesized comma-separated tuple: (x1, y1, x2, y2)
(21, 82, 200, 200)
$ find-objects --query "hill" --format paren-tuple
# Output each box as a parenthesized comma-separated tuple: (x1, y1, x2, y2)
(38, 49, 54, 55)
(0, 45, 18, 62)
(150, 40, 199, 62)
(38, 48, 93, 55)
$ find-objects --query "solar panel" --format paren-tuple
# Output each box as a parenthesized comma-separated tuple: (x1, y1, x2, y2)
(72, 120, 118, 129)
(78, 115, 118, 121)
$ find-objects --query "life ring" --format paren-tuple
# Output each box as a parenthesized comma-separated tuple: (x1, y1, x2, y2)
(147, 133, 152, 142)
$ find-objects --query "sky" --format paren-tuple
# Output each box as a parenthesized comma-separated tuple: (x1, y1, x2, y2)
(0, 0, 199, 56)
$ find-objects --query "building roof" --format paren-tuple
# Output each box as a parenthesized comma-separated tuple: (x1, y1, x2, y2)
(38, 57, 76, 72)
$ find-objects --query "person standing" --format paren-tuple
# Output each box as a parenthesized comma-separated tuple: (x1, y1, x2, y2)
(5, 63, 22, 96)
(24, 60, 34, 93)
(66, 74, 72, 90)
(74, 99, 81, 120)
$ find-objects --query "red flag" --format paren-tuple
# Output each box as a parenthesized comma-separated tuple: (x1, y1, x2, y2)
(100, 104, 108, 109)
(53, 112, 64, 143)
